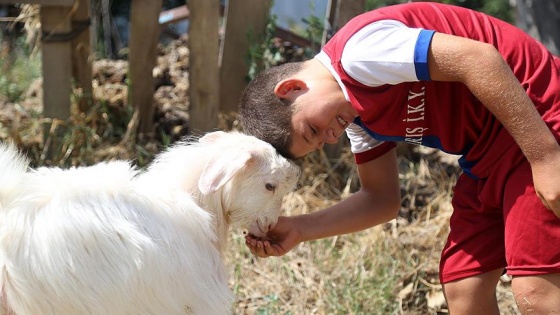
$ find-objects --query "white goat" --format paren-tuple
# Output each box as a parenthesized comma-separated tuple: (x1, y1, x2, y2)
(0, 131, 300, 315)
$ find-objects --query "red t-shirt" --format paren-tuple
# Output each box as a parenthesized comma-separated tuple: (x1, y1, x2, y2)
(320, 2, 560, 178)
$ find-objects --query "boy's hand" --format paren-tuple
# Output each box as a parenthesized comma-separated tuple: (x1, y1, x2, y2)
(245, 216, 302, 257)
(245, 235, 286, 257)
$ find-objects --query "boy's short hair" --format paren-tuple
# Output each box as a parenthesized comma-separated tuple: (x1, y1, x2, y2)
(238, 62, 304, 159)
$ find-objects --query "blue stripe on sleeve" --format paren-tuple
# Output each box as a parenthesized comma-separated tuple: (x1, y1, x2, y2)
(414, 29, 436, 81)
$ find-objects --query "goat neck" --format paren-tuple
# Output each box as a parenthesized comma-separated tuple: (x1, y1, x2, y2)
(139, 142, 230, 253)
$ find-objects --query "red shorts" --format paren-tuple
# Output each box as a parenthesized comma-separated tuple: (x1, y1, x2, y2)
(439, 145, 560, 283)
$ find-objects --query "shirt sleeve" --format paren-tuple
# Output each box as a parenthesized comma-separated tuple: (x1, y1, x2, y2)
(346, 123, 396, 164)
(341, 19, 435, 86)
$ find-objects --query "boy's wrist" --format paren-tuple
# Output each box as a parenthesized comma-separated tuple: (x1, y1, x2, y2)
(296, 213, 320, 243)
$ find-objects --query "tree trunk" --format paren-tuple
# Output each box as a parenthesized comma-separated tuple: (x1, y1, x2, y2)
(515, 0, 559, 55)
(129, 0, 163, 135)
(335, 0, 365, 29)
(219, 0, 271, 117)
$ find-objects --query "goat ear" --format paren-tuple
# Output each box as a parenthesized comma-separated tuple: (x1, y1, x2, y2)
(198, 150, 253, 195)
(199, 131, 227, 144)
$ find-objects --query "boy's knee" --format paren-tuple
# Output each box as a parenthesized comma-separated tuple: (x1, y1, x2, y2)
(512, 274, 560, 314)
(442, 271, 502, 315)
(443, 279, 496, 302)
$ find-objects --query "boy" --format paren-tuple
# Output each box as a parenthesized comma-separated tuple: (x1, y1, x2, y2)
(238, 2, 560, 314)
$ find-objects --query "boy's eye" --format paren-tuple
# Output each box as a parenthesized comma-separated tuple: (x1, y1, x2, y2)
(310, 126, 317, 135)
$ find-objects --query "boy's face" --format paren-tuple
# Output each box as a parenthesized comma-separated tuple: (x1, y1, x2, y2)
(288, 98, 355, 158)
(273, 70, 356, 158)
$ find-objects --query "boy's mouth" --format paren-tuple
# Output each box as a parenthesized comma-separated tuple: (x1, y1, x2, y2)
(336, 115, 349, 128)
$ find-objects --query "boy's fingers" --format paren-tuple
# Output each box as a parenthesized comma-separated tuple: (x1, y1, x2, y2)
(263, 241, 286, 257)
(246, 239, 270, 258)
(263, 241, 276, 256)
(245, 236, 285, 257)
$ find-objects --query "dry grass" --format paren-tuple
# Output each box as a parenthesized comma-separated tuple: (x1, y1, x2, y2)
(225, 145, 520, 314)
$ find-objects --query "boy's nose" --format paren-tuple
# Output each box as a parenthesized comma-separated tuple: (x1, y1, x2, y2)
(325, 129, 339, 144)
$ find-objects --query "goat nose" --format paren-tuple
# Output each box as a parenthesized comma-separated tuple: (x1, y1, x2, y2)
(265, 217, 278, 231)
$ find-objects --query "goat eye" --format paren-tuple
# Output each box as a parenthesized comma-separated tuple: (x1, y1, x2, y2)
(265, 183, 276, 192)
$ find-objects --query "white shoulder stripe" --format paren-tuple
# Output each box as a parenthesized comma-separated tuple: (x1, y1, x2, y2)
(341, 20, 423, 86)
(346, 123, 384, 154)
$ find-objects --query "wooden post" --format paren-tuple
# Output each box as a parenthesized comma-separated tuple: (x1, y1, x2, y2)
(0, 0, 89, 118)
(71, 0, 93, 113)
(188, 0, 220, 134)
(40, 5, 73, 120)
(218, 0, 271, 115)
(129, 0, 163, 135)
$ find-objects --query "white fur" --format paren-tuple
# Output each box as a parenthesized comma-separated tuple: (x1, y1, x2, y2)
(0, 131, 300, 315)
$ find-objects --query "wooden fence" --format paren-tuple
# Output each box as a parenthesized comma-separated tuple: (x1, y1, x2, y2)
(0, 0, 365, 150)
(0, 0, 92, 120)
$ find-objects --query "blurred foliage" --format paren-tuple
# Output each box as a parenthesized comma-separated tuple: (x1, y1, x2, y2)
(0, 37, 41, 102)
(302, 13, 324, 52)
(246, 13, 281, 81)
(247, 0, 513, 80)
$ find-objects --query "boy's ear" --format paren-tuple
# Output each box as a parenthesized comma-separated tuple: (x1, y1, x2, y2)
(274, 79, 307, 99)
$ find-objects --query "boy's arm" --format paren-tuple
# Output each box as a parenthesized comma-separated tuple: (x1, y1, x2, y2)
(246, 148, 401, 257)
(427, 32, 560, 216)
(301, 148, 401, 239)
